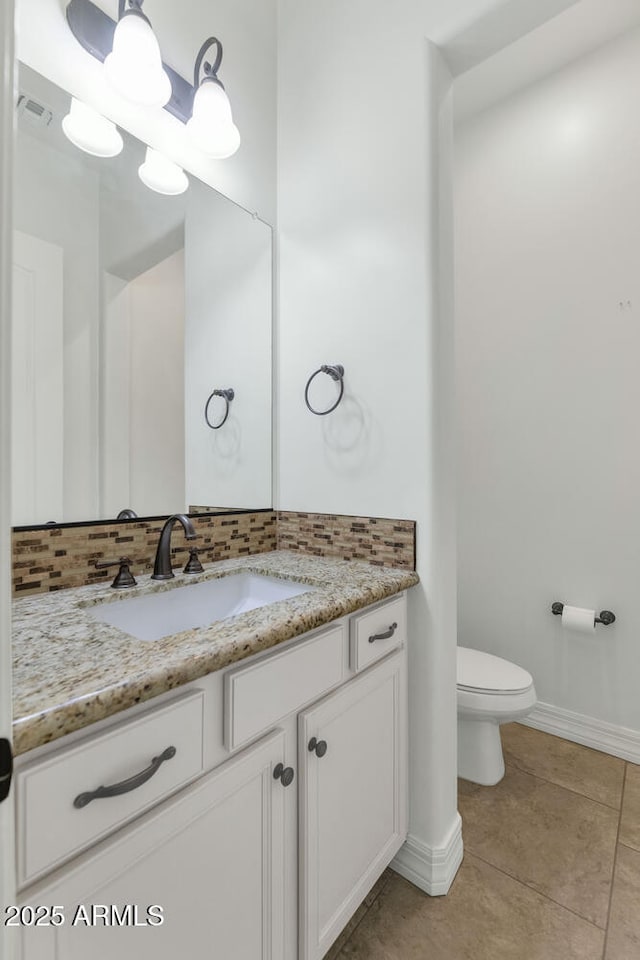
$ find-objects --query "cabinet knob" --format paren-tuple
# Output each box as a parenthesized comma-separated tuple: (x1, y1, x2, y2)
(273, 763, 295, 787)
(308, 737, 328, 758)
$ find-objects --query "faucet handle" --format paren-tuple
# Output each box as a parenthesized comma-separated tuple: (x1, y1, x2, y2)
(95, 557, 137, 589)
(183, 543, 220, 568)
(183, 547, 204, 575)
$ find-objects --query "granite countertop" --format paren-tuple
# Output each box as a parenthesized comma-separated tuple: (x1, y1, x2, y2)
(12, 550, 419, 756)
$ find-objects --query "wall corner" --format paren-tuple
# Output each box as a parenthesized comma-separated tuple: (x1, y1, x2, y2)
(390, 813, 463, 897)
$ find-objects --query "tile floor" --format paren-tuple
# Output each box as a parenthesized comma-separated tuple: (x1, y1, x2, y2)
(327, 723, 640, 960)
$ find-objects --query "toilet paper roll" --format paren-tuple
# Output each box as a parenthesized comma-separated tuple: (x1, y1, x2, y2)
(561, 605, 596, 634)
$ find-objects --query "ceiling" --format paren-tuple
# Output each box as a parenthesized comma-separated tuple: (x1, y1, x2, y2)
(454, 0, 640, 123)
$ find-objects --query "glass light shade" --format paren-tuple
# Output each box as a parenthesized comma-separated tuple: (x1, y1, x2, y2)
(138, 147, 189, 195)
(62, 98, 123, 157)
(104, 13, 172, 108)
(186, 80, 241, 159)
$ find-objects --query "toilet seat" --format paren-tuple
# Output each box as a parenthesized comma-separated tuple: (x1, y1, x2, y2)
(457, 646, 533, 695)
(457, 683, 537, 720)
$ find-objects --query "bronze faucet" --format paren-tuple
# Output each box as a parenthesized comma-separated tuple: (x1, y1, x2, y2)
(151, 514, 197, 580)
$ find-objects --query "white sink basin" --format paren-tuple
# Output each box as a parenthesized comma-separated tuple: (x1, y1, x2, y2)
(88, 573, 315, 642)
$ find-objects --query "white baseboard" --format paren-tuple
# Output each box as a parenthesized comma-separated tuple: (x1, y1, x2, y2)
(390, 813, 463, 896)
(522, 701, 640, 765)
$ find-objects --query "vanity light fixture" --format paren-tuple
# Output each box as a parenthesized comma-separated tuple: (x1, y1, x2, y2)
(65, 0, 240, 157)
(138, 147, 189, 195)
(186, 38, 240, 159)
(104, 0, 172, 108)
(62, 97, 123, 157)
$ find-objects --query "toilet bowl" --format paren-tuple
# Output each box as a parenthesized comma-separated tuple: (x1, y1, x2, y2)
(457, 646, 536, 786)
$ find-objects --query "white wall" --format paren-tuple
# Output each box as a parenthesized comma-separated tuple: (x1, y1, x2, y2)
(16, 0, 277, 223)
(454, 0, 640, 123)
(130, 251, 185, 514)
(101, 273, 131, 516)
(185, 179, 272, 510)
(103, 251, 185, 518)
(98, 135, 186, 281)
(12, 231, 64, 525)
(455, 26, 640, 732)
(13, 127, 100, 521)
(277, 0, 460, 893)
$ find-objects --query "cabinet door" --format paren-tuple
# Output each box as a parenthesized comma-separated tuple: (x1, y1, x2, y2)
(20, 729, 288, 960)
(299, 651, 407, 960)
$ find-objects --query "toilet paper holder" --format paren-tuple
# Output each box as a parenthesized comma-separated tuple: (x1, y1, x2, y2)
(551, 602, 616, 626)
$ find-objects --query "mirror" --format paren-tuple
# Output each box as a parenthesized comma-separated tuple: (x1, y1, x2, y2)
(12, 64, 272, 527)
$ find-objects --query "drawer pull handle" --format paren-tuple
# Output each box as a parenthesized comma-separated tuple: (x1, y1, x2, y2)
(273, 763, 295, 787)
(73, 746, 177, 809)
(308, 737, 328, 758)
(369, 622, 397, 644)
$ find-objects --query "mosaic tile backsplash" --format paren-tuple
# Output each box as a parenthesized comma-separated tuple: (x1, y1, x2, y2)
(276, 512, 416, 570)
(12, 510, 416, 596)
(12, 512, 277, 597)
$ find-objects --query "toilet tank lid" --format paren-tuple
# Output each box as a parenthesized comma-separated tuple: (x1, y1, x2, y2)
(457, 646, 533, 693)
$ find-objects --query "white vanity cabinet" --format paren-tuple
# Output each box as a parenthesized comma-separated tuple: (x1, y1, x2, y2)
(15, 592, 408, 960)
(299, 651, 406, 960)
(19, 729, 288, 960)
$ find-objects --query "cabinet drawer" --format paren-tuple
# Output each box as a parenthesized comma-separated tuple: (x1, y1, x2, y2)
(225, 623, 347, 751)
(17, 689, 205, 887)
(350, 593, 406, 673)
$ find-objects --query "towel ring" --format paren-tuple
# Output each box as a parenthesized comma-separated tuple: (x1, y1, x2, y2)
(205, 388, 235, 429)
(304, 364, 345, 416)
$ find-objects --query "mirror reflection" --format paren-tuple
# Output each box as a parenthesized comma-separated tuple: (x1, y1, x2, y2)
(12, 64, 272, 527)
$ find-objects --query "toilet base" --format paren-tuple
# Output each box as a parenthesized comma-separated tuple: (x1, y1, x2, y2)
(458, 717, 505, 786)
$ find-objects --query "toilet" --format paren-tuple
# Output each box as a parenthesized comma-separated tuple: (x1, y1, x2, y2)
(457, 647, 537, 785)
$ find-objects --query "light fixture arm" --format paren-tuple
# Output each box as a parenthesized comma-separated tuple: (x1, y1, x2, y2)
(194, 37, 224, 88)
(117, 0, 145, 19)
